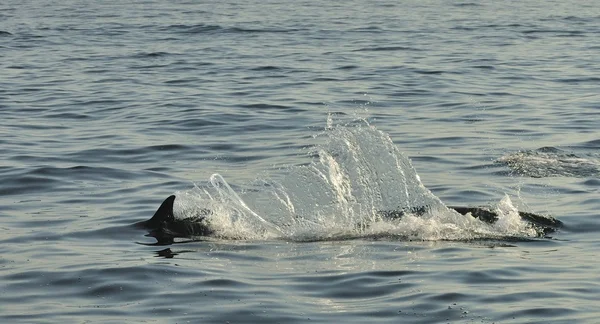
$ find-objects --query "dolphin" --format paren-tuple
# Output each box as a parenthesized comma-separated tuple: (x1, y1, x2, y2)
(138, 195, 563, 244)
(136, 195, 213, 244)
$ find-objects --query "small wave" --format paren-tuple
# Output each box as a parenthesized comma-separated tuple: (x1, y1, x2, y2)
(0, 174, 65, 196)
(334, 65, 359, 70)
(229, 26, 299, 33)
(167, 23, 222, 34)
(167, 23, 298, 35)
(353, 46, 421, 52)
(453, 3, 482, 7)
(521, 29, 586, 37)
(240, 103, 295, 110)
(557, 77, 600, 84)
(2, 165, 147, 196)
(249, 65, 282, 71)
(496, 147, 600, 178)
(130, 51, 173, 59)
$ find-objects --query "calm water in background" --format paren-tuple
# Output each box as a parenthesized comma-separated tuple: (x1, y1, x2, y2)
(2, 0, 600, 323)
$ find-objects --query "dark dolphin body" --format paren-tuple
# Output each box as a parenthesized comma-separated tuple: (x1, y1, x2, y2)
(138, 195, 563, 244)
(136, 195, 214, 245)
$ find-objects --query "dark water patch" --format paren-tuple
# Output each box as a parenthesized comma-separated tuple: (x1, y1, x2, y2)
(146, 144, 191, 152)
(9, 154, 64, 165)
(14, 32, 44, 40)
(130, 51, 174, 59)
(453, 23, 531, 32)
(164, 77, 201, 84)
(231, 26, 301, 34)
(497, 305, 577, 321)
(202, 278, 251, 288)
(4, 122, 70, 131)
(453, 2, 482, 7)
(166, 23, 299, 35)
(168, 117, 223, 128)
(486, 23, 531, 29)
(389, 89, 435, 98)
(249, 65, 282, 71)
(67, 99, 131, 112)
(291, 271, 417, 299)
(30, 165, 144, 182)
(444, 188, 497, 202)
(451, 23, 531, 32)
(4, 64, 34, 70)
(557, 76, 600, 84)
(0, 175, 69, 196)
(522, 29, 586, 36)
(413, 136, 469, 147)
(312, 77, 343, 82)
(0, 216, 73, 232)
(2, 266, 163, 307)
(410, 154, 457, 165)
(64, 144, 194, 164)
(44, 112, 91, 120)
(460, 268, 531, 284)
(472, 64, 496, 70)
(334, 65, 359, 70)
(349, 26, 384, 33)
(562, 219, 600, 234)
(144, 166, 174, 173)
(581, 178, 600, 186)
(0, 230, 69, 244)
(0, 165, 14, 175)
(353, 46, 422, 52)
(541, 15, 599, 23)
(127, 63, 172, 70)
(240, 103, 294, 111)
(425, 292, 472, 302)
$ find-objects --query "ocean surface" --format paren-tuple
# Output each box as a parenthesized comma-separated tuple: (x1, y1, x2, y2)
(1, 0, 599, 323)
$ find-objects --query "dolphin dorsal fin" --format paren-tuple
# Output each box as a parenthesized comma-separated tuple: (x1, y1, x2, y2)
(146, 195, 176, 228)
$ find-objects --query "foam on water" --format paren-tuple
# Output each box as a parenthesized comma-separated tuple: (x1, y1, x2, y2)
(497, 147, 600, 178)
(174, 120, 539, 241)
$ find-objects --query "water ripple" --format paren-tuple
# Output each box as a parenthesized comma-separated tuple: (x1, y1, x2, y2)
(1, 0, 599, 322)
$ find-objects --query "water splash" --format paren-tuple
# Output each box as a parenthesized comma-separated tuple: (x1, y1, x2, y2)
(175, 120, 539, 241)
(497, 146, 600, 178)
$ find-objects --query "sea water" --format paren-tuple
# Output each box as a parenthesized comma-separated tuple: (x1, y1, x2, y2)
(1, 0, 599, 323)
